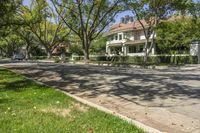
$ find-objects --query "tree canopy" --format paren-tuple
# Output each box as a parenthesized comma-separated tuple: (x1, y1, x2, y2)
(157, 17, 200, 54)
(51, 0, 122, 61)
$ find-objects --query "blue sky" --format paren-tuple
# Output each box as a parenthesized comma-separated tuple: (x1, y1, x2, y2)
(115, 11, 132, 23)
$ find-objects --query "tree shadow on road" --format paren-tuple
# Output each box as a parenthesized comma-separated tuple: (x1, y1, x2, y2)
(5, 63, 200, 108)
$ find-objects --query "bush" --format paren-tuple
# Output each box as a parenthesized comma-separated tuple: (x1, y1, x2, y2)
(151, 55, 198, 65)
(72, 55, 198, 65)
(30, 56, 47, 60)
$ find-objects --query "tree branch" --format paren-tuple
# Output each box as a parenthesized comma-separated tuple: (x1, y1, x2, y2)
(51, 0, 81, 37)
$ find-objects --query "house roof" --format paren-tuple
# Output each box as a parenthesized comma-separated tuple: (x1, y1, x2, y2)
(110, 20, 148, 31)
(104, 20, 150, 36)
(103, 17, 162, 37)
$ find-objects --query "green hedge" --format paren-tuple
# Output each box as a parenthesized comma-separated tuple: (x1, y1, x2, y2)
(72, 55, 198, 65)
(30, 56, 48, 60)
(30, 56, 64, 60)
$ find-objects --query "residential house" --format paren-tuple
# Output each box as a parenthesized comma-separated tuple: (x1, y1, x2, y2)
(104, 15, 155, 56)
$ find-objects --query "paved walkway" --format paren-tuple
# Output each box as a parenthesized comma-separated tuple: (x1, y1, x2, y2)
(1, 62, 200, 133)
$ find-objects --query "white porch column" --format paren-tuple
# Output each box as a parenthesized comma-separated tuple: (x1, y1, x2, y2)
(121, 44, 125, 55)
(123, 45, 127, 55)
(153, 43, 156, 55)
(152, 46, 155, 55)
(106, 46, 111, 55)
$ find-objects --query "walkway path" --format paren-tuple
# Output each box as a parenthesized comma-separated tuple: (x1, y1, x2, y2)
(2, 62, 200, 133)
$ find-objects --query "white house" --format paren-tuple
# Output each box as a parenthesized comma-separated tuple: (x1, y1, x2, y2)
(104, 15, 200, 65)
(104, 16, 155, 56)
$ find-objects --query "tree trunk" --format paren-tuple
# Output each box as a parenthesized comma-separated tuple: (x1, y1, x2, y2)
(25, 45, 30, 60)
(0, 47, 3, 57)
(82, 34, 90, 63)
(83, 47, 89, 63)
(143, 39, 149, 66)
(143, 27, 156, 66)
(47, 51, 52, 59)
(25, 48, 30, 60)
(143, 52, 148, 65)
(44, 44, 52, 59)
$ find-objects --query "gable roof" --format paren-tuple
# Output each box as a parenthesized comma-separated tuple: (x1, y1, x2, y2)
(110, 20, 149, 32)
(104, 20, 150, 36)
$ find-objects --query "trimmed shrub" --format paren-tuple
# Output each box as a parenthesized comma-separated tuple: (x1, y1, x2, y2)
(30, 56, 48, 60)
(72, 55, 198, 65)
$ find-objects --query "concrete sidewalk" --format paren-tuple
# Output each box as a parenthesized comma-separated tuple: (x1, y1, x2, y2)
(2, 62, 200, 133)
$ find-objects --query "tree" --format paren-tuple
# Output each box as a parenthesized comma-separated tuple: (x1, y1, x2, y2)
(156, 17, 195, 54)
(0, 0, 22, 29)
(69, 43, 84, 56)
(125, 0, 193, 64)
(0, 39, 8, 57)
(51, 0, 122, 62)
(0, 33, 24, 57)
(0, 0, 24, 40)
(15, 26, 36, 59)
(19, 0, 69, 58)
(90, 36, 106, 54)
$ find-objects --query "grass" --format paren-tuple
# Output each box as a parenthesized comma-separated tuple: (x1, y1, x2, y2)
(0, 67, 144, 133)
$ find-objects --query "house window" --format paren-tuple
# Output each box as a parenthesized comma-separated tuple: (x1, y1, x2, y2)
(119, 34, 122, 40)
(125, 32, 132, 40)
(134, 32, 140, 40)
(129, 46, 137, 53)
(110, 36, 114, 41)
(138, 45, 144, 52)
(115, 35, 118, 40)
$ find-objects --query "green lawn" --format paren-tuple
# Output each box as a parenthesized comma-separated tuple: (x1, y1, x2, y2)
(0, 67, 144, 133)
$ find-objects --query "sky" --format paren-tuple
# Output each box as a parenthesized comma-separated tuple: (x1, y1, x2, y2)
(115, 11, 132, 23)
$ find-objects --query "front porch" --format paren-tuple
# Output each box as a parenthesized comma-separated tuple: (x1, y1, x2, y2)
(106, 40, 155, 56)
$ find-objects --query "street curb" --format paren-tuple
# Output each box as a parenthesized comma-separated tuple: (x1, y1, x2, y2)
(57, 89, 162, 133)
(4, 67, 162, 133)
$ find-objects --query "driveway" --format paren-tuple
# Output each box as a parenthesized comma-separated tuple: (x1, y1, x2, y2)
(1, 62, 200, 133)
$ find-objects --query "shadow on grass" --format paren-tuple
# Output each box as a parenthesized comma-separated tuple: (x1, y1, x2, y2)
(0, 79, 32, 92)
(0, 97, 13, 104)
(0, 74, 47, 92)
